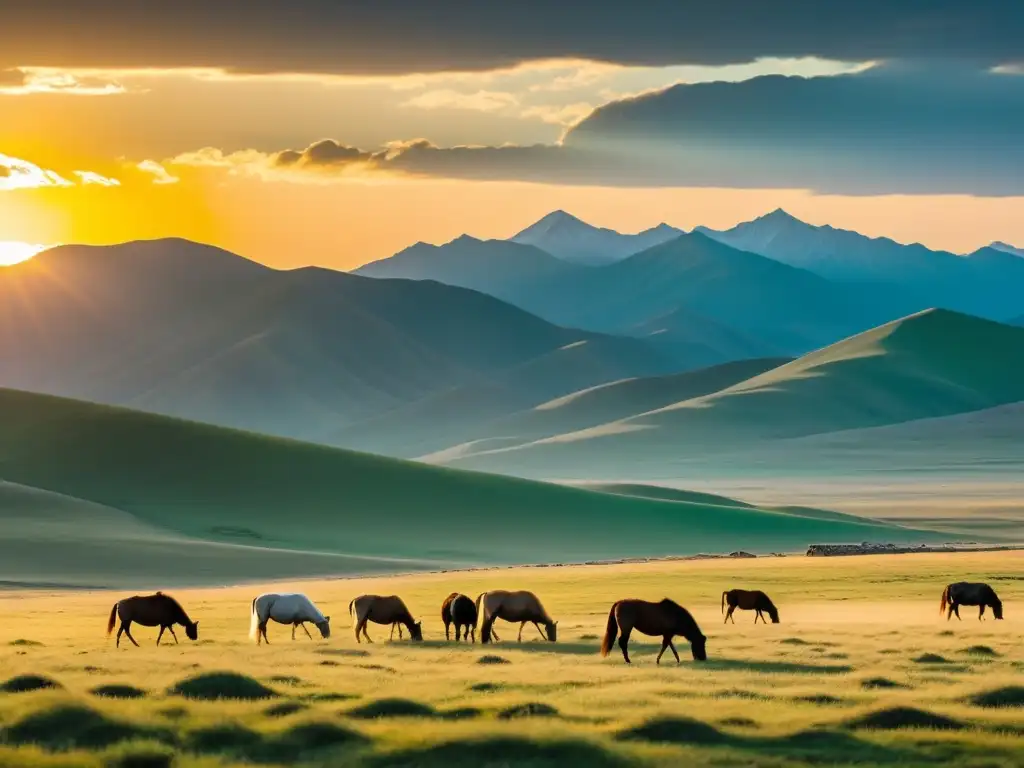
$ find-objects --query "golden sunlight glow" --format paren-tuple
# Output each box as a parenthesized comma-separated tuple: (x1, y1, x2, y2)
(0, 241, 50, 266)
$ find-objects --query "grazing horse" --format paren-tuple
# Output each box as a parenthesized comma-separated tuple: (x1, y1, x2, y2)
(940, 582, 1003, 621)
(476, 590, 556, 643)
(601, 598, 707, 664)
(350, 595, 423, 643)
(442, 592, 478, 642)
(722, 589, 780, 624)
(105, 592, 199, 648)
(249, 593, 331, 644)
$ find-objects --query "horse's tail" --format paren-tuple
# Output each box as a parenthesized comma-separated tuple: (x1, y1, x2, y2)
(721, 591, 728, 614)
(939, 584, 950, 615)
(600, 603, 619, 657)
(474, 592, 485, 629)
(248, 596, 260, 642)
(105, 603, 118, 637)
(348, 598, 355, 619)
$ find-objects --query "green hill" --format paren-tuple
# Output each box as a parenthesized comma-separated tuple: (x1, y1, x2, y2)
(0, 388, 942, 586)
(441, 309, 1024, 480)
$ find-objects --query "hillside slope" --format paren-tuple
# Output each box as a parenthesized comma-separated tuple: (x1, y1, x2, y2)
(0, 239, 674, 441)
(442, 310, 1024, 479)
(0, 388, 939, 578)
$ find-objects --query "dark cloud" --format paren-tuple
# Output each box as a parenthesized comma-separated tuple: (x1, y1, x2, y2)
(254, 65, 1024, 196)
(2, 2, 1022, 75)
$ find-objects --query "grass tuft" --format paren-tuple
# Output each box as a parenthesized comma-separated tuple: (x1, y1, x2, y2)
(347, 698, 437, 719)
(5, 704, 167, 750)
(0, 674, 62, 693)
(497, 702, 559, 720)
(91, 684, 147, 700)
(968, 686, 1024, 709)
(168, 672, 278, 701)
(618, 716, 725, 745)
(264, 701, 307, 718)
(860, 677, 909, 690)
(961, 645, 1000, 657)
(476, 655, 510, 665)
(845, 707, 964, 731)
(911, 653, 950, 664)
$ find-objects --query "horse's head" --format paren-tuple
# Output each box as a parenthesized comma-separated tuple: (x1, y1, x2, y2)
(992, 600, 1004, 620)
(767, 605, 780, 624)
(545, 620, 558, 642)
(410, 621, 424, 641)
(691, 633, 708, 661)
(186, 621, 199, 641)
(316, 616, 332, 639)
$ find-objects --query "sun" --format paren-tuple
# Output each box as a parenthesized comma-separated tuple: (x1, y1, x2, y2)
(0, 241, 49, 266)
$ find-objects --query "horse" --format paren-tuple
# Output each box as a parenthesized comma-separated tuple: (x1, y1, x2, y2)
(249, 593, 331, 644)
(600, 598, 707, 664)
(105, 592, 199, 648)
(349, 595, 423, 643)
(940, 582, 1003, 621)
(722, 589, 780, 624)
(475, 590, 556, 643)
(442, 592, 478, 642)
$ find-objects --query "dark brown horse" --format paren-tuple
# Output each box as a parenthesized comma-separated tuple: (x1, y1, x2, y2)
(941, 582, 1003, 620)
(105, 592, 199, 648)
(600, 598, 707, 664)
(442, 592, 478, 642)
(722, 589, 779, 624)
(349, 595, 423, 642)
(476, 590, 556, 643)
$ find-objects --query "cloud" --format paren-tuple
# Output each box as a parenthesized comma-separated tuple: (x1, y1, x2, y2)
(0, 153, 73, 190)
(0, 67, 125, 95)
(164, 64, 1024, 196)
(2, 2, 1022, 75)
(401, 89, 519, 113)
(520, 103, 594, 126)
(136, 159, 180, 184)
(1, 153, 123, 191)
(73, 170, 121, 186)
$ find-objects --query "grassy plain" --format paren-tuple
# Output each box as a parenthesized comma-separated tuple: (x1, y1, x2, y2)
(1, 551, 1022, 766)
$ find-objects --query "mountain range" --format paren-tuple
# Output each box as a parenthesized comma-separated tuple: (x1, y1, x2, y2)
(3, 209, 1023, 489)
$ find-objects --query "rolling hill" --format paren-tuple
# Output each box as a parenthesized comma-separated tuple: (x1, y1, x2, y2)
(439, 309, 1024, 480)
(0, 238, 676, 441)
(0, 387, 941, 586)
(510, 210, 682, 266)
(413, 357, 789, 461)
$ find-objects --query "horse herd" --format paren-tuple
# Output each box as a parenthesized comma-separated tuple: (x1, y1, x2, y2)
(104, 581, 1004, 664)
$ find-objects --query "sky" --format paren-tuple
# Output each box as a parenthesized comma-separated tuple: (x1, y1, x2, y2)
(2, 1, 1024, 269)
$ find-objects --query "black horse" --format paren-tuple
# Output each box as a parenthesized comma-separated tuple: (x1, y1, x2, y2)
(940, 582, 1003, 621)
(442, 592, 479, 642)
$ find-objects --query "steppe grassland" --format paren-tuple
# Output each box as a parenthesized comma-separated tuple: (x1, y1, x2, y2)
(0, 551, 1022, 767)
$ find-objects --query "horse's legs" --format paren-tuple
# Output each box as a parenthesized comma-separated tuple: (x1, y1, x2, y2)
(754, 610, 762, 624)
(389, 623, 395, 641)
(618, 626, 632, 664)
(668, 639, 680, 663)
(123, 622, 140, 647)
(357, 619, 373, 643)
(533, 621, 546, 639)
(444, 619, 451, 641)
(169, 626, 179, 644)
(455, 624, 462, 642)
(518, 621, 526, 642)
(954, 604, 962, 621)
(116, 623, 125, 648)
(259, 622, 270, 644)
(724, 606, 736, 624)
(301, 623, 313, 639)
(656, 637, 670, 664)
(156, 626, 165, 646)
(292, 624, 297, 640)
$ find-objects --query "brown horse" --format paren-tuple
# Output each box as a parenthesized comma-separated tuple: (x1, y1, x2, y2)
(722, 589, 779, 624)
(105, 592, 199, 648)
(442, 592, 478, 642)
(476, 590, 556, 643)
(349, 595, 423, 643)
(601, 598, 707, 664)
(941, 582, 1004, 620)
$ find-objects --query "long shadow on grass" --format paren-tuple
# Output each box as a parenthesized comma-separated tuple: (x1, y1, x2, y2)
(618, 716, 918, 765)
(703, 659, 853, 675)
(362, 736, 631, 768)
(185, 721, 369, 763)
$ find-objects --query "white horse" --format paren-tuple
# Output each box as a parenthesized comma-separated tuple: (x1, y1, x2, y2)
(249, 593, 331, 644)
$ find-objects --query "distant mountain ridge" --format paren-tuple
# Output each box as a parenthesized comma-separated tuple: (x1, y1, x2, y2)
(697, 209, 1024, 321)
(510, 209, 682, 266)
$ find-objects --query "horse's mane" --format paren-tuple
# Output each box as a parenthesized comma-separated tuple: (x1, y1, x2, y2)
(658, 598, 691, 620)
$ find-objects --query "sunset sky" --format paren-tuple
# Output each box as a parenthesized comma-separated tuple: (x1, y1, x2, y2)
(2, 1, 1024, 269)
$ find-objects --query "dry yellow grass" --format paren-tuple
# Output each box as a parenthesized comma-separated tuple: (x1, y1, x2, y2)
(0, 551, 1022, 766)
